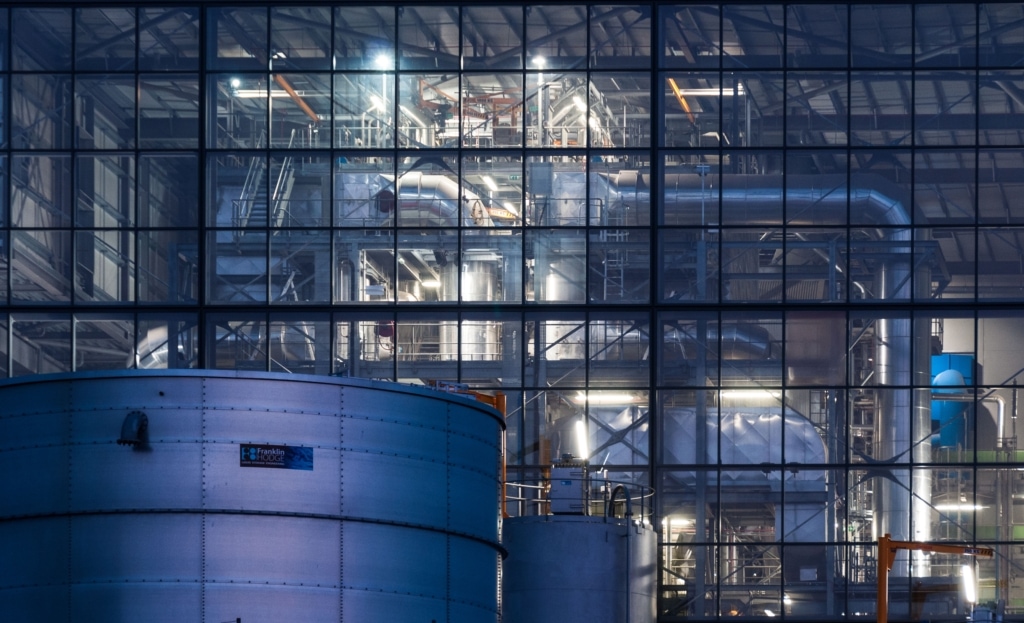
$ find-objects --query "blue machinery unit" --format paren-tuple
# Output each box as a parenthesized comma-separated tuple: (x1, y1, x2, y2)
(0, 371, 505, 622)
(932, 353, 975, 449)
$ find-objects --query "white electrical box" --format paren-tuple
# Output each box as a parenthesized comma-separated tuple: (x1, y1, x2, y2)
(549, 462, 588, 514)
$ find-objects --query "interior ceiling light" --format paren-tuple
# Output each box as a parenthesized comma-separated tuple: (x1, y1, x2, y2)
(233, 89, 304, 98)
(719, 389, 781, 400)
(482, 175, 499, 192)
(531, 56, 546, 68)
(935, 503, 987, 511)
(374, 53, 392, 70)
(573, 392, 635, 405)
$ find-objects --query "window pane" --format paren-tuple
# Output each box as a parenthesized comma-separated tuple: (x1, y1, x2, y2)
(269, 73, 330, 148)
(139, 7, 199, 71)
(590, 5, 652, 69)
(13, 8, 72, 71)
(270, 7, 331, 71)
(11, 313, 71, 376)
(140, 75, 199, 149)
(722, 5, 784, 69)
(462, 6, 523, 70)
(75, 77, 136, 150)
(75, 8, 135, 72)
(208, 75, 267, 149)
(138, 230, 199, 304)
(334, 73, 395, 149)
(268, 314, 330, 374)
(11, 230, 72, 303)
(12, 75, 73, 150)
(74, 314, 134, 369)
(207, 230, 267, 304)
(208, 7, 267, 71)
(13, 154, 72, 228)
(528, 229, 585, 303)
(462, 74, 524, 148)
(399, 7, 459, 71)
(333, 7, 395, 71)
(136, 314, 199, 369)
(787, 5, 848, 68)
(851, 4, 912, 68)
(661, 5, 720, 69)
(335, 155, 394, 226)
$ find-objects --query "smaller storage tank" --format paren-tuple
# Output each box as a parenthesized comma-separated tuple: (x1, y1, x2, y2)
(503, 461, 657, 623)
(0, 370, 505, 623)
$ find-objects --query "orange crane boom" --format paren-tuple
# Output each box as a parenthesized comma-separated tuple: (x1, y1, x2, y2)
(877, 533, 993, 623)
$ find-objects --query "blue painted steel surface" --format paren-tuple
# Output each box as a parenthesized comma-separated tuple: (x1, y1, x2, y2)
(0, 370, 504, 622)
(503, 515, 657, 623)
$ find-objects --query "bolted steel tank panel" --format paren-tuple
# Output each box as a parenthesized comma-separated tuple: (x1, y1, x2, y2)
(503, 515, 658, 623)
(0, 370, 504, 623)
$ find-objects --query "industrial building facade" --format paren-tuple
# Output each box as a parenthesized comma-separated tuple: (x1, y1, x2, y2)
(3, 1, 1024, 620)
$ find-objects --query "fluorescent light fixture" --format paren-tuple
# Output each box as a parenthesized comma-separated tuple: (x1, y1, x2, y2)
(764, 609, 776, 617)
(420, 279, 441, 289)
(573, 95, 587, 112)
(935, 503, 987, 511)
(374, 53, 392, 70)
(233, 89, 301, 99)
(482, 175, 499, 192)
(962, 564, 976, 603)
(573, 392, 635, 405)
(719, 389, 781, 400)
(531, 56, 546, 68)
(674, 85, 745, 97)
(575, 419, 589, 459)
(503, 202, 520, 216)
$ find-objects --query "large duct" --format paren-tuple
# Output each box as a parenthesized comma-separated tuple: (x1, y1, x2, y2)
(600, 171, 926, 574)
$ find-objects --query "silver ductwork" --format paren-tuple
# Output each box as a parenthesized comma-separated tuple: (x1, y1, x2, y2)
(600, 170, 925, 574)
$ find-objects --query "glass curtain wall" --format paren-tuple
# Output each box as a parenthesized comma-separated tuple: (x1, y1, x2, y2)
(4, 3, 1024, 621)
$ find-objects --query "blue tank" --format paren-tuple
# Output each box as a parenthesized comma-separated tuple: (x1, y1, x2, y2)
(0, 370, 504, 622)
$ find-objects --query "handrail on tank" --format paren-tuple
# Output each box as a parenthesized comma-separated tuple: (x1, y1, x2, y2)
(504, 477, 654, 524)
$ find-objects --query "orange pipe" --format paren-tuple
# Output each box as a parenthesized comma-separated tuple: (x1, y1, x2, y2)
(273, 74, 320, 124)
(667, 77, 697, 125)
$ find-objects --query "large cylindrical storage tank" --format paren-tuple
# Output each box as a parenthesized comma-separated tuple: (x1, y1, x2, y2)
(0, 370, 504, 623)
(502, 515, 657, 623)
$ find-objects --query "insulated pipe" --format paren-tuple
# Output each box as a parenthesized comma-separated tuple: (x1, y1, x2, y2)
(602, 170, 924, 572)
(601, 171, 909, 227)
(380, 172, 492, 226)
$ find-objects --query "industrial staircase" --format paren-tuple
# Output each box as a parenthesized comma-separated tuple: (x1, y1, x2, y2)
(234, 129, 299, 235)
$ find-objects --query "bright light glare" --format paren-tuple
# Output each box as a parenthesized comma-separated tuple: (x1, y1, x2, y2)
(573, 392, 635, 405)
(482, 175, 499, 192)
(764, 609, 776, 617)
(374, 53, 392, 70)
(420, 279, 441, 289)
(719, 389, 781, 400)
(369, 94, 385, 112)
(962, 564, 977, 603)
(229, 78, 242, 89)
(575, 419, 589, 459)
(573, 95, 587, 112)
(532, 56, 546, 68)
(935, 503, 986, 511)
